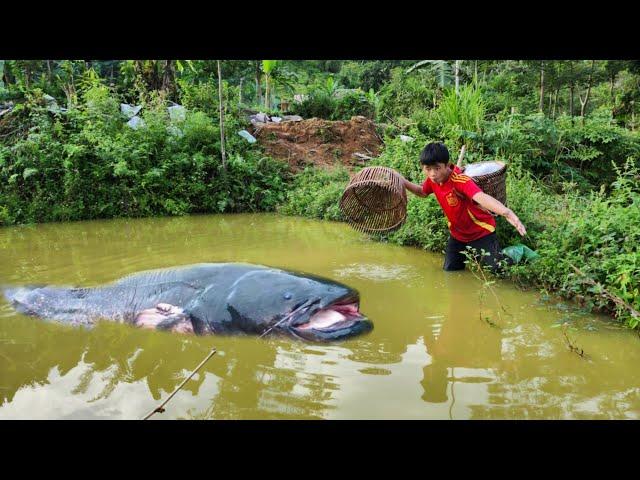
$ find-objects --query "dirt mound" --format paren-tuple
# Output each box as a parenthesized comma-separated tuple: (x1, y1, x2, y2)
(250, 116, 383, 171)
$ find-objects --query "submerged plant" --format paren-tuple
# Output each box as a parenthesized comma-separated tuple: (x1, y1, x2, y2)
(462, 247, 509, 329)
(560, 322, 587, 358)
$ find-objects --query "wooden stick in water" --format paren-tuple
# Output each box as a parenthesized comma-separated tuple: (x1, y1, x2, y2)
(142, 348, 217, 420)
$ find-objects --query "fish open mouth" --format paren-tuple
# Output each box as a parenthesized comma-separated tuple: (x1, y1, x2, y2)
(293, 296, 367, 333)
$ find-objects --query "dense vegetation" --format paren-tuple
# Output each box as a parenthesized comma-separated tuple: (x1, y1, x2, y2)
(1, 59, 639, 329)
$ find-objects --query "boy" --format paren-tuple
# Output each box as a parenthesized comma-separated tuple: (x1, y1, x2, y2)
(402, 142, 527, 272)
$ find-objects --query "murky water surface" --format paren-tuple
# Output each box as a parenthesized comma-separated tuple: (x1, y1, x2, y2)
(1, 214, 638, 419)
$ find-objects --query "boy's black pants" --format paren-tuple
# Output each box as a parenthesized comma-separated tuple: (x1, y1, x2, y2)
(444, 232, 506, 272)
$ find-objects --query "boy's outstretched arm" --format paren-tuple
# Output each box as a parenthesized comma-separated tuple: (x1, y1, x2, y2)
(471, 192, 527, 236)
(401, 177, 427, 197)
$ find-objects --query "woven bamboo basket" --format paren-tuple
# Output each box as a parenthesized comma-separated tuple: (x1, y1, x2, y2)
(463, 161, 508, 206)
(340, 166, 407, 233)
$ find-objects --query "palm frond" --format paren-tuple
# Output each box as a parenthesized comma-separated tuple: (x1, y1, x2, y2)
(406, 59, 454, 87)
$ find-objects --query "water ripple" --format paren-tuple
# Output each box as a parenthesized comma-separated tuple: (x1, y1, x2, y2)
(333, 263, 417, 282)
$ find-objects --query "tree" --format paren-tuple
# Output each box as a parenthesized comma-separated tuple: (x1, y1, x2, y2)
(578, 60, 596, 123)
(218, 60, 226, 169)
(255, 60, 262, 106)
(602, 60, 627, 103)
(539, 61, 545, 112)
(569, 61, 575, 118)
(125, 60, 180, 101)
(161, 60, 177, 99)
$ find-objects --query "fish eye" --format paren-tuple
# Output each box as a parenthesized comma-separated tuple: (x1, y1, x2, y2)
(283, 292, 293, 300)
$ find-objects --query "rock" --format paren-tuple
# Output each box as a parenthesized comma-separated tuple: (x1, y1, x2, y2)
(43, 94, 57, 105)
(167, 104, 186, 122)
(271, 116, 282, 123)
(121, 103, 143, 119)
(43, 94, 66, 114)
(127, 116, 146, 129)
(399, 135, 414, 143)
(282, 115, 303, 122)
(238, 130, 257, 143)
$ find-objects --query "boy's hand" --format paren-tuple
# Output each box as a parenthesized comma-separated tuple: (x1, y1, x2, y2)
(504, 209, 527, 236)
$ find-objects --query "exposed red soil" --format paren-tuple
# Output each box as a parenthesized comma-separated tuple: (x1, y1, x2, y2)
(249, 116, 383, 172)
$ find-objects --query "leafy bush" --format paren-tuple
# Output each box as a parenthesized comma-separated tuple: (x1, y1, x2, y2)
(289, 79, 375, 120)
(0, 204, 12, 226)
(336, 60, 398, 92)
(378, 68, 436, 120)
(289, 91, 336, 119)
(277, 167, 350, 221)
(480, 110, 640, 192)
(508, 160, 640, 328)
(332, 90, 375, 120)
(178, 79, 219, 117)
(0, 84, 289, 224)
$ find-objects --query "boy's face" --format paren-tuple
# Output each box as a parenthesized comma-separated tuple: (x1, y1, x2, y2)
(422, 162, 451, 185)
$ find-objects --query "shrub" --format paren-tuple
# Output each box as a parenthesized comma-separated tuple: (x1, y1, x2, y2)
(289, 91, 337, 119)
(0, 82, 290, 225)
(378, 67, 436, 120)
(332, 90, 375, 120)
(278, 167, 349, 221)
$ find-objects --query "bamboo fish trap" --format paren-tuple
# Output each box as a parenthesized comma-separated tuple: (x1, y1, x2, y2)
(339, 166, 407, 233)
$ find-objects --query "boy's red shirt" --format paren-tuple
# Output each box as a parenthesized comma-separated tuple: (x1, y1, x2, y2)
(422, 164, 496, 242)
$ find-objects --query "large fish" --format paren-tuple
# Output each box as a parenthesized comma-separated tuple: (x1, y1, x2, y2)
(2, 263, 373, 342)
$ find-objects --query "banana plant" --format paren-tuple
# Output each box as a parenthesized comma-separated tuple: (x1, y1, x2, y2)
(367, 88, 381, 117)
(323, 76, 339, 96)
(406, 60, 454, 87)
(176, 60, 196, 74)
(262, 60, 278, 110)
(406, 60, 474, 95)
(270, 68, 298, 107)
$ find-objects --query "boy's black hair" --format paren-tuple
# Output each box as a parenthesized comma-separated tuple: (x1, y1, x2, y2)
(419, 142, 450, 166)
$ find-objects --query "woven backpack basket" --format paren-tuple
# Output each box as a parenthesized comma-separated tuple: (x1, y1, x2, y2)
(462, 160, 508, 206)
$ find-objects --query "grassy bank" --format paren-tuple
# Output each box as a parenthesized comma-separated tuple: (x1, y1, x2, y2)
(0, 86, 289, 225)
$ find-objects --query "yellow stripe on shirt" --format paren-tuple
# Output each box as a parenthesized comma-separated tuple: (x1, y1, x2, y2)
(451, 175, 472, 183)
(467, 209, 495, 232)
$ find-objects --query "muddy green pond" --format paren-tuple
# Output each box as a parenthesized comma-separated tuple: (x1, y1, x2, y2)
(1, 213, 638, 419)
